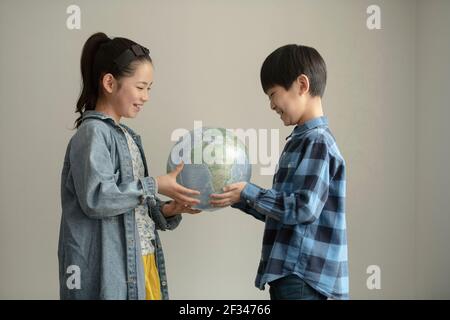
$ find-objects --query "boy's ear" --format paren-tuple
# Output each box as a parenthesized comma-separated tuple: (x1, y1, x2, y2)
(296, 74, 310, 96)
(101, 73, 115, 94)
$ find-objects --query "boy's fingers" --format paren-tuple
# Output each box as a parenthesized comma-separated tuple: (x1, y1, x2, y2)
(209, 191, 233, 199)
(210, 199, 232, 207)
(223, 183, 242, 192)
(222, 185, 234, 192)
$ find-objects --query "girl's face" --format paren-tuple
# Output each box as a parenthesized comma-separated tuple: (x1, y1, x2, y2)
(102, 61, 154, 122)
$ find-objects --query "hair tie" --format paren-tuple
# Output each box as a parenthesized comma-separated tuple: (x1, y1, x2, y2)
(114, 44, 150, 70)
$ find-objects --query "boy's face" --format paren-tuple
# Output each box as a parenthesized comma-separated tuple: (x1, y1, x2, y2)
(266, 76, 308, 126)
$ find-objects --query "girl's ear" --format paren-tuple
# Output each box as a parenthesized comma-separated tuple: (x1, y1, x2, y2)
(296, 74, 310, 96)
(101, 73, 115, 94)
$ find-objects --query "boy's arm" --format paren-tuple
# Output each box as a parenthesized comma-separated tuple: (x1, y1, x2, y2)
(241, 138, 331, 225)
(231, 199, 266, 222)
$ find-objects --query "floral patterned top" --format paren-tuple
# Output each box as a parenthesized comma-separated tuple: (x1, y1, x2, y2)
(119, 124, 156, 256)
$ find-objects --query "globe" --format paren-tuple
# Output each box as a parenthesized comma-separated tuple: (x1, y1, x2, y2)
(167, 127, 252, 211)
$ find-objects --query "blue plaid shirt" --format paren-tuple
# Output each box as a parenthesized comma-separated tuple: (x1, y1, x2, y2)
(232, 116, 348, 299)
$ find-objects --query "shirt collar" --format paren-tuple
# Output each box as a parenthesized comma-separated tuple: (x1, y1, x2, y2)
(82, 110, 118, 124)
(81, 110, 139, 138)
(286, 116, 328, 140)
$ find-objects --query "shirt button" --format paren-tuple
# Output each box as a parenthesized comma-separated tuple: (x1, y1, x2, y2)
(246, 200, 251, 205)
(161, 281, 167, 287)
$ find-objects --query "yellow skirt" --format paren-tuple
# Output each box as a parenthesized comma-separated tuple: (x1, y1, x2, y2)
(142, 254, 162, 300)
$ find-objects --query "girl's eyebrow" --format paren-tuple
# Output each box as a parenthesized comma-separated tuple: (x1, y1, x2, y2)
(137, 81, 153, 85)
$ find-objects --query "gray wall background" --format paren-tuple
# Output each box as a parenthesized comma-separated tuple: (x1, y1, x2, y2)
(0, 0, 449, 299)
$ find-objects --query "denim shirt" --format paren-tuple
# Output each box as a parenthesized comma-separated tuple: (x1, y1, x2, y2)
(58, 110, 182, 300)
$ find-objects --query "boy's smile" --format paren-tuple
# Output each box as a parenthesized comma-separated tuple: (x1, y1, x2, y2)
(267, 82, 305, 126)
(266, 75, 323, 126)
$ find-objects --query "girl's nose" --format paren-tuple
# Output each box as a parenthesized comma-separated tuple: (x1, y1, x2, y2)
(142, 91, 149, 102)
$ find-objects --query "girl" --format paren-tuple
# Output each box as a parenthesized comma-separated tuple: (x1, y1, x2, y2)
(58, 32, 201, 300)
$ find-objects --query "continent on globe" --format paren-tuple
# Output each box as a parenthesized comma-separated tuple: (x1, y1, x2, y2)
(167, 127, 252, 211)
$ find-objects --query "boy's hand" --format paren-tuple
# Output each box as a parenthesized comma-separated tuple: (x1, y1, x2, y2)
(162, 200, 202, 217)
(156, 162, 201, 207)
(209, 182, 247, 207)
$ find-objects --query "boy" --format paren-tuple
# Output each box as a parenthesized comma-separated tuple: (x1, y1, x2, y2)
(210, 44, 348, 300)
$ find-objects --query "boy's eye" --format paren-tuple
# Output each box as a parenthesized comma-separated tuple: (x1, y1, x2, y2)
(137, 87, 144, 90)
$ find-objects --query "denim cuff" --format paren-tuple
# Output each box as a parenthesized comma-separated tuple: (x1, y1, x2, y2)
(155, 199, 182, 230)
(139, 176, 157, 206)
(164, 213, 182, 230)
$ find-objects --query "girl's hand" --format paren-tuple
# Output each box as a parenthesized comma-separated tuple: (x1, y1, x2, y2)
(162, 200, 202, 217)
(209, 182, 247, 207)
(156, 162, 201, 207)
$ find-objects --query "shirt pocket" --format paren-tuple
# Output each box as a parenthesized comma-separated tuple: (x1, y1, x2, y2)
(274, 160, 298, 183)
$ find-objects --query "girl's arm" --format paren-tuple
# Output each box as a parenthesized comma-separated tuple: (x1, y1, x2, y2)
(70, 123, 158, 219)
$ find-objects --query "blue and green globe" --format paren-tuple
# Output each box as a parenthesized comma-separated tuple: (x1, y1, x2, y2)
(167, 127, 251, 211)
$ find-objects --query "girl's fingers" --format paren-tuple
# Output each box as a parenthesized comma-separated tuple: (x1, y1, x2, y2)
(177, 185, 201, 196)
(172, 161, 184, 176)
(176, 195, 200, 206)
(176, 204, 201, 214)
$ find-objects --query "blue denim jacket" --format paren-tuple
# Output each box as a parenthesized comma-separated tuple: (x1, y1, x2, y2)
(58, 110, 182, 300)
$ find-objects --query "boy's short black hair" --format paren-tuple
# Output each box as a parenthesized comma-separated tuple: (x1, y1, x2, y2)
(260, 44, 327, 98)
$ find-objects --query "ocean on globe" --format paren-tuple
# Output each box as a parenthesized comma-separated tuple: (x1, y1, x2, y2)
(167, 127, 252, 211)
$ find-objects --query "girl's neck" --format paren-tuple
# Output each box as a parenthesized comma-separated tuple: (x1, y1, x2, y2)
(95, 99, 121, 125)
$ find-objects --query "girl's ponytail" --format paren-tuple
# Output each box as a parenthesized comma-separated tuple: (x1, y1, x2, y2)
(74, 32, 111, 129)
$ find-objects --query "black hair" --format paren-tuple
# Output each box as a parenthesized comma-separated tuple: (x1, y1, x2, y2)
(73, 32, 152, 129)
(260, 44, 327, 98)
